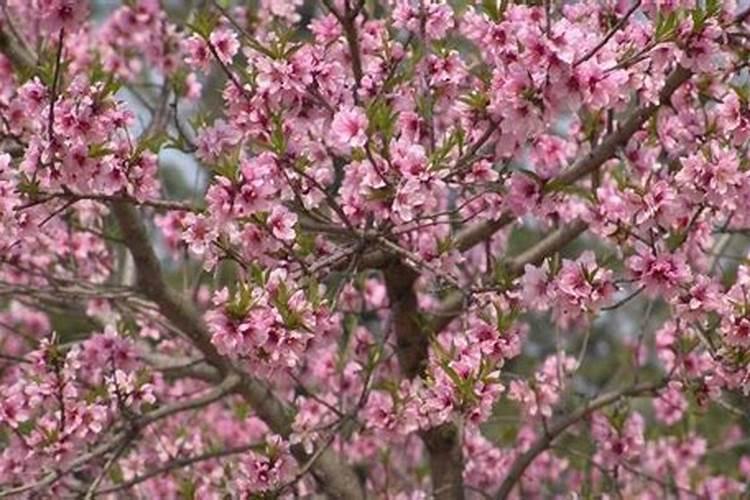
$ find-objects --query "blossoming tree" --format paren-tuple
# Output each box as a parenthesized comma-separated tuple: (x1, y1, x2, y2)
(3, 0, 750, 497)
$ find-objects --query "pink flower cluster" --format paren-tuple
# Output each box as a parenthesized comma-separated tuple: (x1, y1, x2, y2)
(2, 0, 750, 497)
(520, 251, 615, 328)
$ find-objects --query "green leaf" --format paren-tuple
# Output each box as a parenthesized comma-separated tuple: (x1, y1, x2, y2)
(136, 132, 169, 155)
(437, 237, 453, 255)
(493, 261, 514, 289)
(344, 314, 358, 336)
(296, 230, 316, 257)
(691, 0, 722, 33)
(430, 128, 464, 170)
(244, 38, 277, 60)
(178, 478, 196, 500)
(305, 276, 321, 307)
(268, 113, 287, 156)
(85, 384, 108, 404)
(187, 10, 219, 39)
(189, 110, 213, 131)
(459, 91, 489, 111)
(515, 168, 543, 184)
(495, 305, 520, 333)
(226, 281, 256, 319)
(665, 229, 687, 252)
(248, 263, 266, 287)
(366, 186, 395, 202)
(234, 401, 251, 420)
(480, 0, 509, 22)
(17, 420, 35, 436)
(109, 463, 124, 484)
(544, 183, 597, 202)
(654, 11, 680, 41)
(367, 100, 398, 140)
(439, 362, 467, 393)
(706, 0, 721, 17)
(213, 145, 242, 181)
(16, 175, 40, 197)
(170, 68, 190, 98)
(691, 8, 707, 33)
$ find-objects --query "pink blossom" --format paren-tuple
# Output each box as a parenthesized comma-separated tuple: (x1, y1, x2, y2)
(183, 35, 211, 70)
(331, 107, 368, 151)
(38, 0, 87, 32)
(653, 381, 688, 425)
(592, 411, 645, 468)
(627, 243, 692, 297)
(1, 2, 750, 497)
(209, 28, 239, 65)
(267, 206, 298, 241)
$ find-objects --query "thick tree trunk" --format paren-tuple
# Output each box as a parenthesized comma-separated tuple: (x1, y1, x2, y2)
(383, 262, 425, 379)
(423, 424, 465, 500)
(384, 261, 465, 500)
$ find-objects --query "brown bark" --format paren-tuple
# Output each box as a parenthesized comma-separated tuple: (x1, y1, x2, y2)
(112, 203, 364, 500)
(495, 380, 666, 499)
(423, 424, 465, 500)
(383, 262, 425, 379)
(383, 261, 465, 499)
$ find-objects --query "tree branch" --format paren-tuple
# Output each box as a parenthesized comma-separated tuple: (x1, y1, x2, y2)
(495, 379, 667, 500)
(574, 1, 642, 66)
(552, 66, 691, 186)
(431, 219, 588, 334)
(95, 442, 263, 495)
(110, 202, 365, 500)
(0, 376, 239, 498)
(446, 65, 692, 261)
